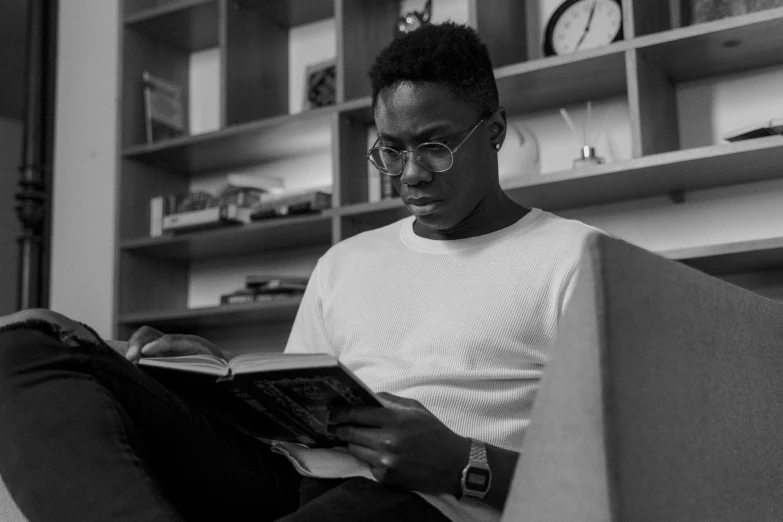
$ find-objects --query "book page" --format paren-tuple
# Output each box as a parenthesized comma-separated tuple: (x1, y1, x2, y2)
(138, 354, 229, 377)
(230, 353, 338, 374)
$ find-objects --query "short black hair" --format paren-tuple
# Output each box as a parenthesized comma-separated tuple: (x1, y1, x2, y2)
(368, 22, 499, 115)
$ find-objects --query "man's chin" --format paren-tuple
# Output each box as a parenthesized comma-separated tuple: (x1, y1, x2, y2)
(413, 214, 459, 234)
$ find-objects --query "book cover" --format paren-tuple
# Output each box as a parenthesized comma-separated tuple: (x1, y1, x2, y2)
(219, 289, 302, 306)
(137, 353, 382, 447)
(245, 275, 310, 293)
(162, 204, 252, 234)
(724, 118, 783, 142)
(249, 191, 332, 220)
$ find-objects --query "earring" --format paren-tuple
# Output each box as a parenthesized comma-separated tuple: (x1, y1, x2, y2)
(494, 143, 501, 151)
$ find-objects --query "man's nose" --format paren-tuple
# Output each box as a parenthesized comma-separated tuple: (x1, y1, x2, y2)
(400, 150, 433, 185)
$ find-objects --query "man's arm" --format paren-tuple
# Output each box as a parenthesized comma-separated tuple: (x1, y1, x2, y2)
(329, 392, 520, 512)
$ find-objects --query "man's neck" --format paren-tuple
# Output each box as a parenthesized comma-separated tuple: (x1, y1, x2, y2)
(413, 193, 530, 240)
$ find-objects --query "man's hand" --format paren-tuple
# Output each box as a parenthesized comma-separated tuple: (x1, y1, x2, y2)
(125, 326, 224, 362)
(328, 392, 471, 496)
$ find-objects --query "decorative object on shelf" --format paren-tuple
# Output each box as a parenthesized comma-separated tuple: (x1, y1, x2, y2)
(176, 191, 214, 212)
(686, 0, 783, 24)
(395, 0, 432, 37)
(560, 102, 611, 168)
(303, 59, 336, 110)
(543, 0, 623, 56)
(724, 118, 783, 141)
(142, 71, 186, 144)
(498, 122, 541, 187)
(250, 188, 332, 220)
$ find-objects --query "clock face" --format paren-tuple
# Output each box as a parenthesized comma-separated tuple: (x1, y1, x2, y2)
(545, 0, 623, 56)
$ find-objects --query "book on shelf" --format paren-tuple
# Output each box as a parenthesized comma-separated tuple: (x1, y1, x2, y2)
(142, 71, 186, 144)
(724, 118, 783, 142)
(149, 193, 188, 238)
(137, 351, 383, 447)
(162, 204, 252, 234)
(245, 275, 310, 293)
(219, 289, 302, 306)
(250, 189, 332, 220)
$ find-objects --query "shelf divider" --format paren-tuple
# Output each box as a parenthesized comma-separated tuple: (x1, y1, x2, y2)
(625, 48, 680, 158)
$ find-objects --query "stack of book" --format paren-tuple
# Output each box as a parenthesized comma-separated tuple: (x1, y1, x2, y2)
(220, 275, 309, 306)
(149, 175, 285, 237)
(249, 187, 332, 220)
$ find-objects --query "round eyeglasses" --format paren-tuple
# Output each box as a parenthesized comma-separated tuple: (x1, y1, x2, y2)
(367, 116, 486, 176)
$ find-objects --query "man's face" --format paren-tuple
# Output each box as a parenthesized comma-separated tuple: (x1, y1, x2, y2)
(373, 81, 497, 233)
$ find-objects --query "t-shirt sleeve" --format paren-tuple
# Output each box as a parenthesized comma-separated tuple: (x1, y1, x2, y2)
(284, 259, 333, 355)
(559, 262, 582, 318)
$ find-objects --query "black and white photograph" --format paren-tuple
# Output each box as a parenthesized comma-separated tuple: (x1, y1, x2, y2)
(2, 1, 783, 521)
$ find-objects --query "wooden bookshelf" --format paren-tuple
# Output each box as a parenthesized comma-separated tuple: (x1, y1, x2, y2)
(115, 1, 783, 343)
(124, 0, 219, 51)
(663, 237, 783, 275)
(120, 212, 332, 261)
(117, 296, 303, 329)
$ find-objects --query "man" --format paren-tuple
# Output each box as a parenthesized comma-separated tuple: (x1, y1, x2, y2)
(0, 22, 599, 522)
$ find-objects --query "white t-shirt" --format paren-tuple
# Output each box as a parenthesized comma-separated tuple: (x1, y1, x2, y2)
(278, 208, 601, 522)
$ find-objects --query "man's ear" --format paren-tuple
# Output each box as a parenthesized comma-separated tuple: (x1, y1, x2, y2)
(488, 106, 507, 152)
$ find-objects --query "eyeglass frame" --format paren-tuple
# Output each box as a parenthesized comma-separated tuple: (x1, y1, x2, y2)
(366, 113, 490, 176)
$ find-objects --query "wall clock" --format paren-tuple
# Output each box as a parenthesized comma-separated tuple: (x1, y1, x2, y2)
(543, 0, 623, 57)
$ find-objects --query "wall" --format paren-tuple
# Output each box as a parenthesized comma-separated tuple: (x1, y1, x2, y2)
(50, 0, 783, 335)
(50, 0, 120, 337)
(0, 116, 23, 316)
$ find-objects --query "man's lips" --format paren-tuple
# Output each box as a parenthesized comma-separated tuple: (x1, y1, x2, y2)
(405, 197, 441, 205)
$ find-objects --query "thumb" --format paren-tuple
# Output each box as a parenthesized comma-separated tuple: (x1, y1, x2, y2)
(375, 392, 424, 410)
(125, 342, 141, 362)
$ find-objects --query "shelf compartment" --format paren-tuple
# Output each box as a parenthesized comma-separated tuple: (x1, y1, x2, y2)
(494, 42, 631, 114)
(122, 103, 344, 173)
(663, 237, 783, 275)
(125, 0, 219, 52)
(634, 6, 783, 82)
(121, 213, 333, 261)
(117, 297, 303, 329)
(504, 136, 783, 211)
(241, 0, 334, 29)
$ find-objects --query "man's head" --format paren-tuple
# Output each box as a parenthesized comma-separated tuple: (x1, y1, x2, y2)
(367, 22, 508, 237)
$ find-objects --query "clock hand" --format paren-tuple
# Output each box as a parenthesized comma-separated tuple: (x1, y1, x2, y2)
(575, 0, 598, 51)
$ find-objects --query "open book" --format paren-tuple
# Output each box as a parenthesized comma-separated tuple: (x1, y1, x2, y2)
(138, 352, 382, 447)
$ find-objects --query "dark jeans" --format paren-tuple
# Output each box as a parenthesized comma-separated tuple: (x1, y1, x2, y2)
(0, 314, 449, 522)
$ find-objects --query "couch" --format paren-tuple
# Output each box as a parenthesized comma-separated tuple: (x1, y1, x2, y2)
(3, 235, 782, 520)
(502, 235, 783, 521)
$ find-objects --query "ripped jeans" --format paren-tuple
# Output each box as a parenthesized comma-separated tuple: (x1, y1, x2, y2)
(0, 310, 447, 522)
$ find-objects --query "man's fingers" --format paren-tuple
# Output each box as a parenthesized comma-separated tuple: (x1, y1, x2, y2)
(140, 335, 212, 357)
(328, 405, 389, 427)
(332, 425, 385, 448)
(126, 326, 161, 361)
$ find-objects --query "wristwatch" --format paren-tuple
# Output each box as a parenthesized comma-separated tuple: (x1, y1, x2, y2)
(460, 438, 492, 500)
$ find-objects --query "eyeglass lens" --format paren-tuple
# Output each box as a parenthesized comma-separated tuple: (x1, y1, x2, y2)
(369, 142, 453, 175)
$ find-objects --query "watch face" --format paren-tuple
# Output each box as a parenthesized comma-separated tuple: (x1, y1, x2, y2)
(466, 468, 491, 492)
(545, 0, 623, 56)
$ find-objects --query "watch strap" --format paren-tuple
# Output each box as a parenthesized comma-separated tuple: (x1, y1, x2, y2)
(460, 438, 492, 500)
